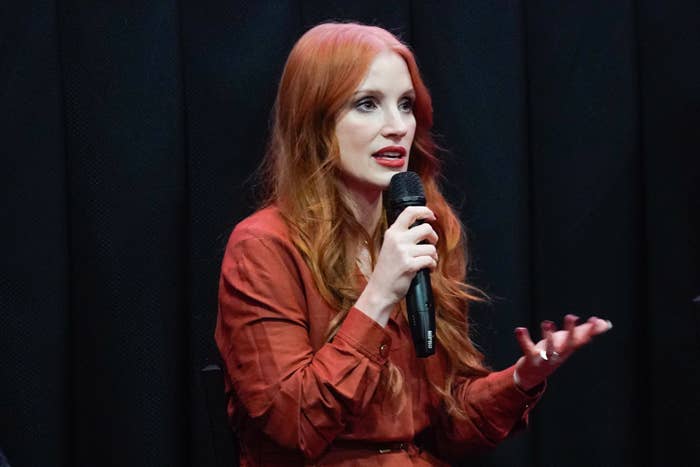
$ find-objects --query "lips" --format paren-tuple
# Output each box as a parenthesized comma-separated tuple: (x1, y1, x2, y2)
(372, 146, 407, 168)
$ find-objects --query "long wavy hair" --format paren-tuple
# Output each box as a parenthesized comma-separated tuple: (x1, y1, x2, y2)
(260, 22, 489, 418)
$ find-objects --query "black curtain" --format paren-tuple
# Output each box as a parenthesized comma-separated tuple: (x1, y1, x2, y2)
(1, 1, 698, 466)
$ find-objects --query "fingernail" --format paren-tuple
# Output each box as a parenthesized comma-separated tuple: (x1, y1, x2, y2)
(606, 320, 613, 330)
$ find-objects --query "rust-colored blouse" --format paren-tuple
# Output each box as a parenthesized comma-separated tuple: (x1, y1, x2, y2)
(215, 206, 543, 466)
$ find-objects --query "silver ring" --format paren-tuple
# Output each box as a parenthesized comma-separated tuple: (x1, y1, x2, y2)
(539, 350, 560, 362)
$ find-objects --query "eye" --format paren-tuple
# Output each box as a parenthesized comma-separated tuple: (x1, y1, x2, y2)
(399, 96, 414, 113)
(354, 97, 377, 112)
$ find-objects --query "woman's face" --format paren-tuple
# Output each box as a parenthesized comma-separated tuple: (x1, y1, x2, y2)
(334, 51, 416, 200)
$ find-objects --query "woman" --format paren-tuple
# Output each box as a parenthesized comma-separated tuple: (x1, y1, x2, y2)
(215, 22, 611, 466)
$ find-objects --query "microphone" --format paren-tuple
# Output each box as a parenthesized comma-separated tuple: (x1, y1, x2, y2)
(387, 171, 436, 358)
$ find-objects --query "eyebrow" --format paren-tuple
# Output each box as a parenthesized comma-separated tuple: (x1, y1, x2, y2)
(352, 88, 416, 97)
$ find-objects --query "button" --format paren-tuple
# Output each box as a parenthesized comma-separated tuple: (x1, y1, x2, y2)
(379, 343, 389, 358)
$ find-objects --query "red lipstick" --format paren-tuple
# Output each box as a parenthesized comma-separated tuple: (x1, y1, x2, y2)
(372, 146, 407, 168)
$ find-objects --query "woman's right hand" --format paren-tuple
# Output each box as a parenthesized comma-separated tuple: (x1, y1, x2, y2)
(354, 206, 438, 326)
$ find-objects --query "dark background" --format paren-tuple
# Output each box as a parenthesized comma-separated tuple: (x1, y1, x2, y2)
(1, 1, 699, 466)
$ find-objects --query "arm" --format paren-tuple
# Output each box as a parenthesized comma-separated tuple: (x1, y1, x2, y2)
(435, 314, 612, 457)
(432, 366, 545, 457)
(215, 206, 439, 459)
(215, 233, 390, 460)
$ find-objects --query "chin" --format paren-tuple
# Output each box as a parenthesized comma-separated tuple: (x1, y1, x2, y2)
(338, 169, 406, 198)
(378, 169, 407, 187)
(373, 174, 396, 191)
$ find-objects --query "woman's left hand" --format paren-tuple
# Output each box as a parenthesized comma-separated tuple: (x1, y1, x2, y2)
(512, 314, 613, 391)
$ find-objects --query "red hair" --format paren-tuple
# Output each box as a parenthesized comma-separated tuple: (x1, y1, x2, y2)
(260, 22, 488, 418)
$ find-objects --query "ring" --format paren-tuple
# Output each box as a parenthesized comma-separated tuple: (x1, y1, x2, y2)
(539, 350, 560, 362)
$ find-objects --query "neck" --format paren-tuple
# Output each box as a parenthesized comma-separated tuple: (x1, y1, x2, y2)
(341, 185, 383, 235)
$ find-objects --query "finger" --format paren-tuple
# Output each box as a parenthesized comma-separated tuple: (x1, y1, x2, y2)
(540, 320, 557, 361)
(589, 317, 613, 335)
(570, 317, 598, 348)
(564, 314, 579, 348)
(408, 255, 438, 273)
(540, 320, 555, 343)
(392, 206, 436, 229)
(584, 316, 611, 339)
(427, 257, 438, 271)
(514, 327, 538, 356)
(564, 314, 578, 332)
(406, 222, 439, 245)
(412, 244, 438, 261)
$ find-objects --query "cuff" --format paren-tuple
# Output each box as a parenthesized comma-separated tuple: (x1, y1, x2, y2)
(335, 306, 392, 365)
(486, 366, 546, 422)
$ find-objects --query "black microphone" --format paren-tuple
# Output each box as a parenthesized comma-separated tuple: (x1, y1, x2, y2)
(387, 171, 436, 358)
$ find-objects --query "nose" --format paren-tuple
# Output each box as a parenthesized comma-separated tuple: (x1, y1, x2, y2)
(381, 108, 409, 139)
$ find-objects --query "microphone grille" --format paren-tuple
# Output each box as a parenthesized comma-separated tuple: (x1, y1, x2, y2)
(388, 171, 425, 202)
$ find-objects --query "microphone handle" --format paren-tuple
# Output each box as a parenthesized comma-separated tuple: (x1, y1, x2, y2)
(406, 268, 436, 357)
(387, 205, 436, 357)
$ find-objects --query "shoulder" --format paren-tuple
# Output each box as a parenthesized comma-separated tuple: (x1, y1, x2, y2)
(228, 204, 290, 245)
(223, 205, 299, 269)
(220, 205, 310, 300)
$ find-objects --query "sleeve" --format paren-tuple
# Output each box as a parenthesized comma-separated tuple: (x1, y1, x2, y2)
(214, 234, 391, 460)
(434, 366, 545, 457)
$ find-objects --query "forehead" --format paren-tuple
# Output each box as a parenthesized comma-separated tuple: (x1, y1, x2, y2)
(356, 51, 414, 92)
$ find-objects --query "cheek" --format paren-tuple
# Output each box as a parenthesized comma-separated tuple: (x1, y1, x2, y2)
(407, 117, 417, 142)
(336, 126, 363, 166)
(339, 120, 374, 150)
